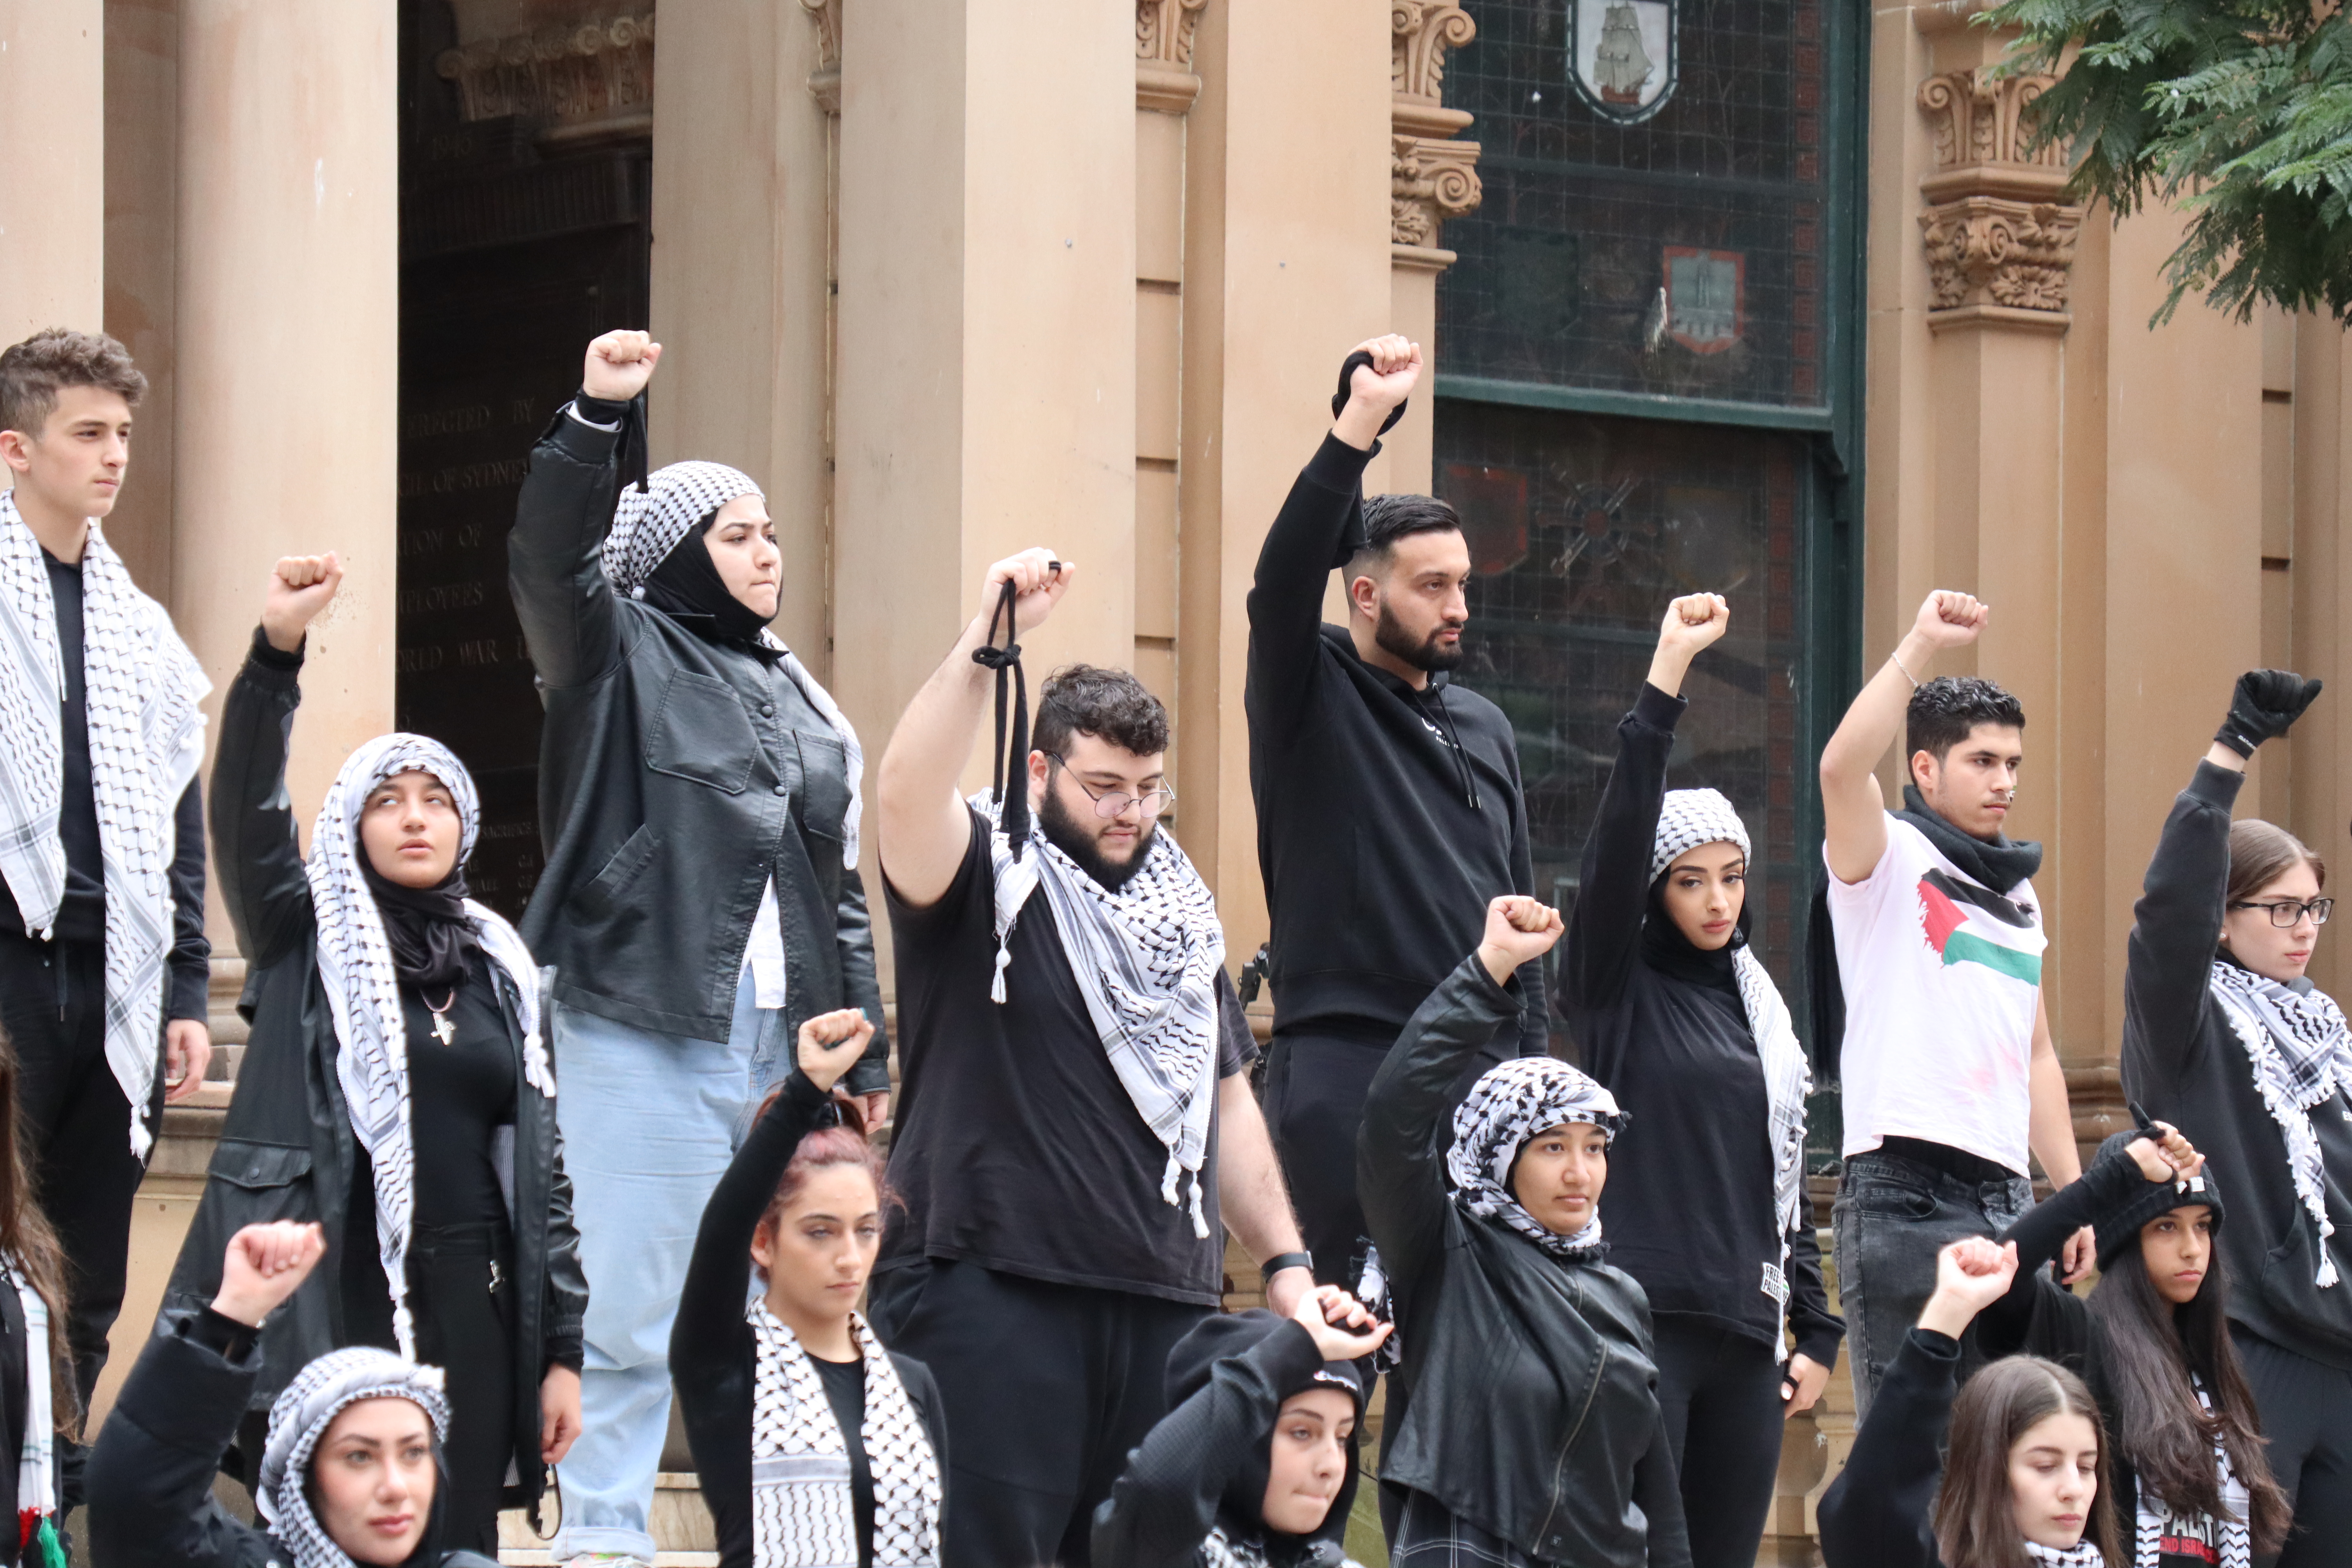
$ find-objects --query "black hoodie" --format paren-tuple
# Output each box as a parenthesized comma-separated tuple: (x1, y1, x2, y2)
(1091, 1311, 1363, 1568)
(1245, 433, 1546, 1052)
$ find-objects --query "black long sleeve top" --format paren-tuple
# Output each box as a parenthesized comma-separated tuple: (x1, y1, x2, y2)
(1089, 1320, 1330, 1568)
(2120, 761, 2352, 1369)
(672, 1068, 947, 1568)
(1561, 682, 1842, 1368)
(0, 547, 209, 1021)
(1817, 1327, 1963, 1568)
(1245, 432, 1547, 1051)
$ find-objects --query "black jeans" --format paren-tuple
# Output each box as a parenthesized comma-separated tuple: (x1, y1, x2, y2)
(0, 934, 160, 1415)
(2234, 1326, 2352, 1568)
(347, 1218, 519, 1556)
(866, 1257, 1209, 1568)
(1651, 1318, 1786, 1568)
(1831, 1149, 2031, 1417)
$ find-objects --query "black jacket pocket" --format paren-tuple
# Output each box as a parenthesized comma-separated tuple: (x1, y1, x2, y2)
(573, 822, 661, 919)
(646, 669, 758, 793)
(207, 1138, 312, 1194)
(797, 731, 851, 842)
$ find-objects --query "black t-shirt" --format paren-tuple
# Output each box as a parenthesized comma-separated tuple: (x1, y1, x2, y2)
(399, 948, 517, 1229)
(813, 1355, 875, 1568)
(880, 809, 1254, 1304)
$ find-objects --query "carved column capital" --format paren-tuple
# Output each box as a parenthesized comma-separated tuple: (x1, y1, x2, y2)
(1391, 0, 1480, 258)
(434, 13, 657, 142)
(1915, 67, 2080, 328)
(1138, 0, 1208, 113)
(803, 0, 843, 114)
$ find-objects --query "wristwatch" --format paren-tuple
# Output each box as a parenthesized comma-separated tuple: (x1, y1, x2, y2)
(1260, 1252, 1314, 1289)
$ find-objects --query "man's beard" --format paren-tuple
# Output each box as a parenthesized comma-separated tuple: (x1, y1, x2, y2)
(1038, 787, 1157, 892)
(1374, 601, 1465, 673)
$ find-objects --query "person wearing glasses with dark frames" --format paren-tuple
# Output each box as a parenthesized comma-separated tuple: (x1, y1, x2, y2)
(869, 549, 1314, 1567)
(2120, 668, 2352, 1564)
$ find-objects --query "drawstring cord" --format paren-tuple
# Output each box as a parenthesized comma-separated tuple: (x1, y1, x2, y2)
(971, 577, 1032, 860)
(1423, 685, 1480, 811)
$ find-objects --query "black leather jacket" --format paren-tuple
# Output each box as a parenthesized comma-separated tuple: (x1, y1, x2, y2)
(162, 641, 588, 1517)
(503, 409, 888, 1089)
(1359, 957, 1691, 1568)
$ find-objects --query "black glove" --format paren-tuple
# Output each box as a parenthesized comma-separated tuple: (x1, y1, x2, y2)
(1332, 350, 1408, 436)
(2215, 670, 2322, 757)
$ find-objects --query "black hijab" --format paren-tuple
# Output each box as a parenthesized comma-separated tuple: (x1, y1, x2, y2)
(638, 507, 779, 653)
(359, 857, 476, 994)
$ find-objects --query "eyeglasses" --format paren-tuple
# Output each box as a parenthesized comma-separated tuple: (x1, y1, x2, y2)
(1046, 754, 1175, 819)
(2229, 898, 2335, 927)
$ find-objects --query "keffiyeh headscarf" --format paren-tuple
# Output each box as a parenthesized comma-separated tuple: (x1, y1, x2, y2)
(981, 789, 1225, 1236)
(2022, 1542, 2105, 1567)
(306, 735, 554, 1355)
(0, 494, 208, 1157)
(1447, 1058, 1626, 1259)
(746, 1303, 941, 1567)
(1650, 789, 1815, 1355)
(2208, 958, 2352, 1285)
(599, 457, 866, 867)
(256, 1347, 450, 1568)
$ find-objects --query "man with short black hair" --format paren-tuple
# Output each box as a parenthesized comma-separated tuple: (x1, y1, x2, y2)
(0, 328, 213, 1425)
(1815, 589, 2085, 1414)
(1246, 334, 1548, 1290)
(872, 550, 1314, 1567)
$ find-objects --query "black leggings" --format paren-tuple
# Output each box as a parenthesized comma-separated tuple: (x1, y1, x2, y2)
(1651, 1318, 1786, 1568)
(2234, 1327, 2352, 1568)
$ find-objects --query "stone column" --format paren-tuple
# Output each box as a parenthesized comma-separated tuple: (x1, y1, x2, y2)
(1135, 0, 1203, 723)
(830, 0, 1139, 785)
(1386, 0, 1481, 494)
(648, 2, 837, 670)
(172, 0, 399, 846)
(103, 0, 182, 595)
(0, 1, 104, 350)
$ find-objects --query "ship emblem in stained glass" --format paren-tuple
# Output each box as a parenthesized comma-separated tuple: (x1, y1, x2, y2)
(1572, 0, 1676, 122)
(1662, 248, 1744, 355)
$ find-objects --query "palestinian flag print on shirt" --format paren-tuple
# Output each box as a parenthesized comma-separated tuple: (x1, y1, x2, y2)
(1916, 868, 2042, 986)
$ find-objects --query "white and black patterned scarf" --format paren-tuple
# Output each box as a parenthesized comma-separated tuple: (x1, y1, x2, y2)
(746, 1303, 940, 1568)
(1650, 788, 1813, 1354)
(1198, 1524, 1363, 1568)
(1447, 1057, 1626, 1259)
(0, 1256, 55, 1564)
(0, 493, 207, 1157)
(256, 1347, 450, 1568)
(307, 735, 554, 1356)
(601, 459, 864, 866)
(981, 790, 1225, 1237)
(2207, 960, 2350, 1286)
(2132, 1377, 2253, 1568)
(2021, 1542, 2105, 1567)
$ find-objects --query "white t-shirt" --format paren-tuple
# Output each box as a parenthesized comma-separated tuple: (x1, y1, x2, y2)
(1827, 814, 2046, 1174)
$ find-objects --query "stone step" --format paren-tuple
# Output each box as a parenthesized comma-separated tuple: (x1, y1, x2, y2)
(496, 1472, 716, 1562)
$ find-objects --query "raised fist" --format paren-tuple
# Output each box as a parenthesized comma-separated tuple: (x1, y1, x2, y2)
(1344, 334, 1423, 414)
(583, 330, 662, 402)
(1656, 593, 1730, 659)
(212, 1221, 327, 1328)
(1911, 590, 1988, 651)
(2215, 669, 2322, 757)
(978, 548, 1076, 638)
(796, 1007, 876, 1095)
(261, 553, 343, 653)
(1477, 895, 1564, 982)
(1288, 1283, 1392, 1363)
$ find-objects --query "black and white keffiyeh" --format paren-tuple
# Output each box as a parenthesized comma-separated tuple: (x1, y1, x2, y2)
(746, 1303, 940, 1568)
(1447, 1058, 1626, 1259)
(2207, 960, 2351, 1286)
(1198, 1524, 1363, 1568)
(2132, 1377, 2254, 1568)
(306, 734, 554, 1355)
(0, 1256, 55, 1562)
(2022, 1542, 2106, 1567)
(1650, 788, 1814, 1354)
(256, 1347, 450, 1568)
(0, 493, 207, 1157)
(981, 790, 1225, 1237)
(601, 459, 866, 866)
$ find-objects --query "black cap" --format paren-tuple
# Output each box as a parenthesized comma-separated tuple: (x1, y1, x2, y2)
(2091, 1127, 2226, 1275)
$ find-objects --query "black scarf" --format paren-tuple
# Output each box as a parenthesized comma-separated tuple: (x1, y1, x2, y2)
(1640, 870, 1750, 1002)
(1804, 787, 2042, 1086)
(638, 508, 780, 655)
(359, 859, 476, 993)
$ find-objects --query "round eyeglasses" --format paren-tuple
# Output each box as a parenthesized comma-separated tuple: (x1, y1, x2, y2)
(1047, 753, 1174, 819)
(2228, 897, 2334, 927)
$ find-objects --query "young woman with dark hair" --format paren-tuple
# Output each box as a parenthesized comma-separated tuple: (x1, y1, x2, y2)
(1820, 1237, 2121, 1568)
(1358, 894, 1690, 1567)
(671, 1007, 946, 1568)
(2118, 670, 2352, 1562)
(1091, 1289, 1389, 1568)
(0, 1029, 73, 1568)
(91, 1221, 499, 1568)
(163, 556, 586, 1555)
(1971, 1121, 2291, 1563)
(1559, 593, 1842, 1567)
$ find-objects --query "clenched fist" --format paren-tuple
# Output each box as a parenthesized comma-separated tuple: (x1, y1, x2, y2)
(1477, 895, 1564, 985)
(261, 553, 343, 653)
(583, 329, 662, 402)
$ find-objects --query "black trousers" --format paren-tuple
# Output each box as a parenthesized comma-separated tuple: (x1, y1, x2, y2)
(1651, 1318, 1785, 1568)
(866, 1257, 1209, 1568)
(0, 934, 160, 1412)
(2234, 1326, 2352, 1568)
(348, 1219, 519, 1555)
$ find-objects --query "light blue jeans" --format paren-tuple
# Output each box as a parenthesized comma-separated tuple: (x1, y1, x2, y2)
(548, 971, 790, 1561)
